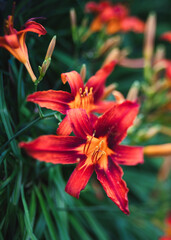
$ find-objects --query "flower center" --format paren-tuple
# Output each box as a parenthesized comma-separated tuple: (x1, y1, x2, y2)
(70, 87, 94, 112)
(84, 133, 108, 165)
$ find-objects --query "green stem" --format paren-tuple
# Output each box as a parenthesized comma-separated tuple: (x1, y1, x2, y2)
(0, 112, 55, 153)
(34, 82, 44, 118)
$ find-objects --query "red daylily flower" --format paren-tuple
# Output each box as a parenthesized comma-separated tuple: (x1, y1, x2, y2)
(19, 101, 144, 214)
(0, 15, 47, 81)
(27, 61, 116, 135)
(85, 1, 144, 34)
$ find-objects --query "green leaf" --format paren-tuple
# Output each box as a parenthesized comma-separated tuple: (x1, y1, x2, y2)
(34, 186, 58, 240)
(21, 186, 37, 240)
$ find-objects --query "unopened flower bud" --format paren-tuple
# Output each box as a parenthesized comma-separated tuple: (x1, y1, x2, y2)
(98, 36, 121, 56)
(144, 143, 171, 157)
(144, 13, 156, 61)
(80, 64, 86, 82)
(127, 81, 140, 102)
(45, 35, 56, 60)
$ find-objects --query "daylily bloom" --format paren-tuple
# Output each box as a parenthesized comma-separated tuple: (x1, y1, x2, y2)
(19, 101, 144, 214)
(27, 61, 116, 135)
(85, 1, 145, 34)
(0, 15, 47, 81)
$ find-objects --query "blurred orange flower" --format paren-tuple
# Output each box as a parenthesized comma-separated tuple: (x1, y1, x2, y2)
(85, 1, 145, 34)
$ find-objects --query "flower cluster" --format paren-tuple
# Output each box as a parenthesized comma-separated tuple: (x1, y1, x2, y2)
(85, 1, 145, 34)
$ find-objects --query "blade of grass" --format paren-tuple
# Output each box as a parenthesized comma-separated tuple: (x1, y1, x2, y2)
(0, 73, 20, 156)
(42, 184, 70, 240)
(21, 186, 37, 240)
(34, 186, 58, 240)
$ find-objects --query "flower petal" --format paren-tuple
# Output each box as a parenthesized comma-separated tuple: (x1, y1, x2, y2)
(160, 32, 171, 42)
(61, 71, 84, 96)
(67, 109, 94, 139)
(95, 101, 139, 147)
(65, 157, 94, 198)
(19, 20, 47, 36)
(111, 145, 144, 165)
(95, 157, 129, 214)
(19, 135, 86, 164)
(86, 61, 116, 102)
(120, 17, 145, 33)
(27, 90, 74, 114)
(56, 116, 72, 136)
(93, 100, 116, 114)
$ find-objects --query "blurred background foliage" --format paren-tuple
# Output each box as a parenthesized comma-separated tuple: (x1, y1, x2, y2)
(0, 0, 171, 239)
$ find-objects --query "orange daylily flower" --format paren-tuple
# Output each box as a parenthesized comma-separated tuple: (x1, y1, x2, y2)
(85, 1, 145, 34)
(0, 15, 47, 81)
(19, 101, 144, 214)
(27, 61, 117, 135)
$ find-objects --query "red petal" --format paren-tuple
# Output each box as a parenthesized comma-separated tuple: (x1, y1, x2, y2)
(111, 145, 144, 165)
(67, 109, 94, 139)
(65, 158, 94, 198)
(4, 34, 19, 48)
(61, 71, 84, 96)
(19, 21, 47, 36)
(161, 32, 171, 42)
(95, 101, 139, 147)
(121, 17, 145, 33)
(19, 135, 86, 164)
(86, 61, 116, 101)
(93, 100, 116, 114)
(27, 90, 74, 114)
(56, 116, 72, 136)
(95, 157, 129, 214)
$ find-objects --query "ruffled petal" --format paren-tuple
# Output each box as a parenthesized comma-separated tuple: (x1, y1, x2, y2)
(65, 157, 94, 198)
(61, 71, 84, 96)
(160, 32, 171, 42)
(120, 17, 145, 33)
(67, 109, 94, 139)
(86, 61, 116, 102)
(18, 20, 47, 36)
(56, 116, 72, 136)
(111, 145, 144, 165)
(95, 157, 129, 214)
(27, 90, 74, 114)
(19, 135, 86, 164)
(95, 101, 139, 147)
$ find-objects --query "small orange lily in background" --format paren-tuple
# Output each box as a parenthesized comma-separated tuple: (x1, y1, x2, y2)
(85, 1, 145, 34)
(27, 61, 116, 135)
(0, 15, 47, 82)
(19, 101, 144, 214)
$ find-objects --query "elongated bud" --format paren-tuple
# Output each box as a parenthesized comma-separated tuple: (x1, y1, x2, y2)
(144, 143, 171, 157)
(70, 8, 76, 29)
(98, 36, 121, 56)
(102, 83, 117, 100)
(102, 48, 128, 67)
(45, 35, 56, 60)
(35, 36, 56, 85)
(70, 8, 78, 43)
(144, 13, 156, 61)
(127, 81, 140, 102)
(158, 156, 171, 181)
(80, 64, 86, 82)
